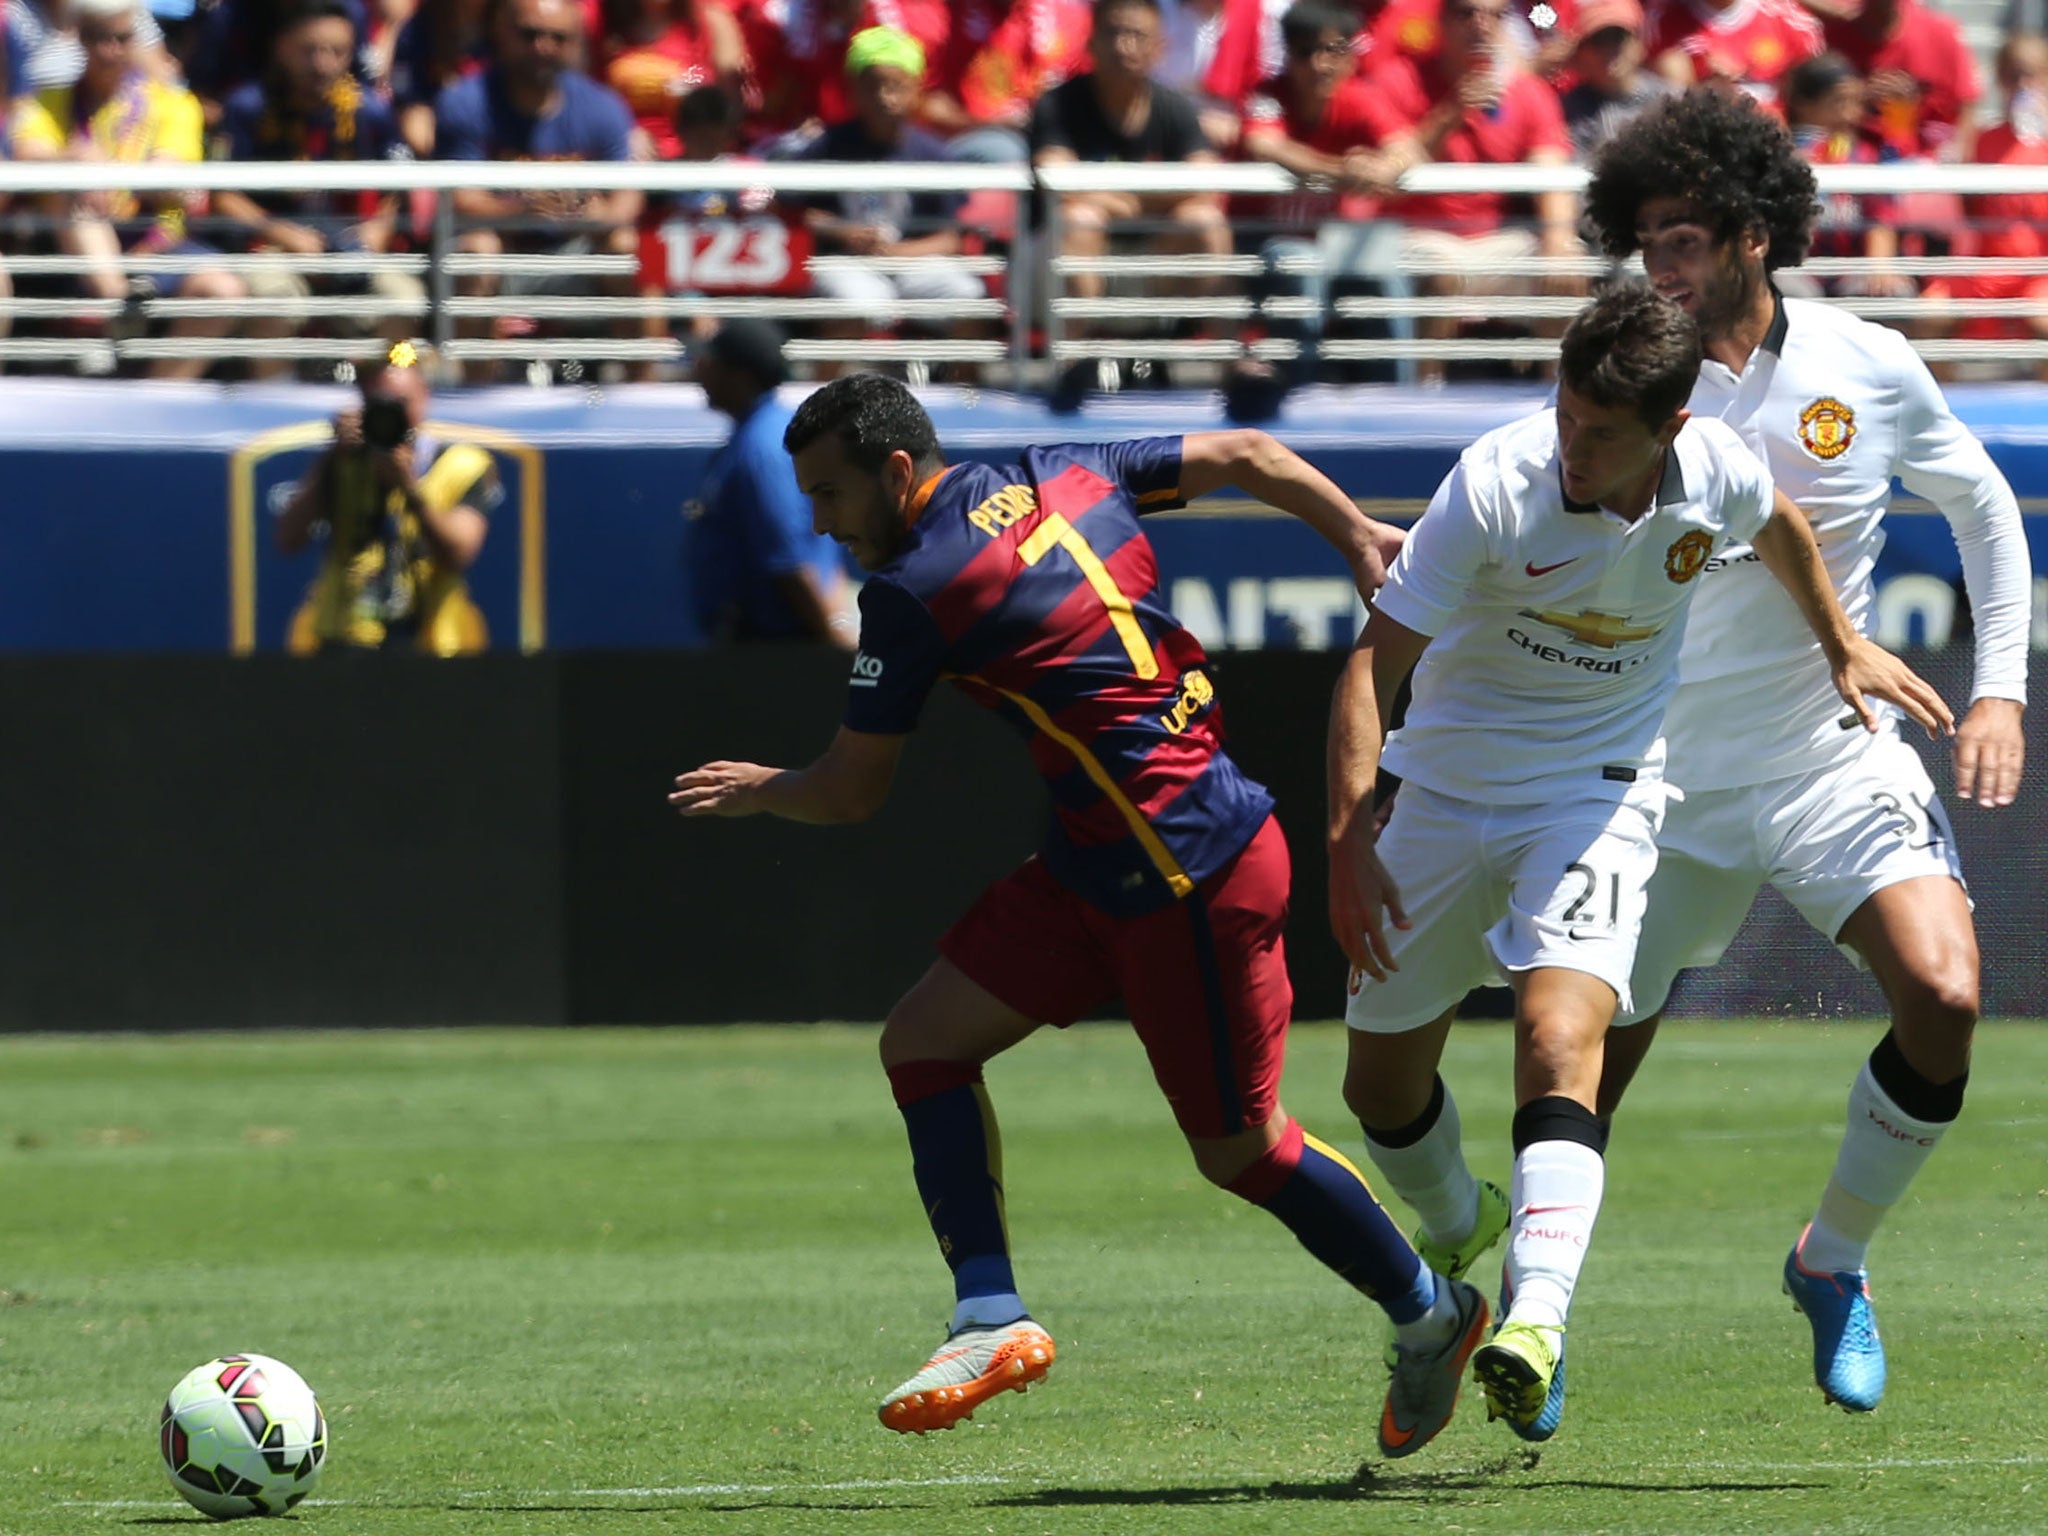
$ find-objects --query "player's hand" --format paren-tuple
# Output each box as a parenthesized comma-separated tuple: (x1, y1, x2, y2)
(670, 760, 777, 817)
(1953, 696, 2025, 808)
(1349, 520, 1406, 596)
(1328, 822, 1409, 982)
(371, 441, 416, 492)
(1831, 637, 1954, 738)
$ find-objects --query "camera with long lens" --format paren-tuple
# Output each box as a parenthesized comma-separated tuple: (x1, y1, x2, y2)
(361, 395, 412, 452)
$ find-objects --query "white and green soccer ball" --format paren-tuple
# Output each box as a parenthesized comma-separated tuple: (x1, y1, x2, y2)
(159, 1354, 328, 1519)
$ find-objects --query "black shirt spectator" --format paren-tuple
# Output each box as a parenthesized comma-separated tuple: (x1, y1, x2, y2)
(802, 116, 965, 231)
(1029, 69, 1208, 162)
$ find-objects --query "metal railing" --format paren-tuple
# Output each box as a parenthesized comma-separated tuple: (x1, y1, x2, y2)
(2, 158, 2046, 380)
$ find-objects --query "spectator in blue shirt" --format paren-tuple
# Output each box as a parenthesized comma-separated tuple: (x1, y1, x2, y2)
(210, 0, 424, 378)
(436, 0, 644, 381)
(687, 320, 855, 646)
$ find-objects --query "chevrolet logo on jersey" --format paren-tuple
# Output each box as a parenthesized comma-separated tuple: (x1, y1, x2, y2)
(1798, 397, 1857, 460)
(1517, 607, 1660, 649)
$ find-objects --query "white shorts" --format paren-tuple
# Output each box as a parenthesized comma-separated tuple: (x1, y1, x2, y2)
(1344, 780, 1668, 1034)
(1620, 732, 1967, 1025)
(809, 259, 985, 308)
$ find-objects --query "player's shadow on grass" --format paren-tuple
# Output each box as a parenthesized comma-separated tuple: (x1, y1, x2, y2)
(993, 1456, 1824, 1509)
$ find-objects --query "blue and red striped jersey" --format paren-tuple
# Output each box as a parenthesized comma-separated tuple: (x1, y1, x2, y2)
(843, 436, 1275, 915)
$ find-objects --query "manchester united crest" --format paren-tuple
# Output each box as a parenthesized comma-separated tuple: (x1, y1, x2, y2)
(1798, 397, 1857, 460)
(1665, 529, 1712, 584)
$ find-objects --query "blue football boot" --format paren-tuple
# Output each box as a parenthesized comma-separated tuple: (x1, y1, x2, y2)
(1783, 1226, 1885, 1412)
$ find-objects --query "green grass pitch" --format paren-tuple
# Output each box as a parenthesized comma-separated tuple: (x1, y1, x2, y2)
(2, 1021, 2042, 1533)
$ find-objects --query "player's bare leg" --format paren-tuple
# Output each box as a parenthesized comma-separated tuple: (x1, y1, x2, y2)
(1595, 1015, 1660, 1119)
(1471, 968, 1617, 1442)
(877, 961, 1053, 1433)
(1350, 1008, 1509, 1279)
(1783, 875, 1977, 1412)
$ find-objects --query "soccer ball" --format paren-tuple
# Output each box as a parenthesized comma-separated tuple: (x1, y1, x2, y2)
(159, 1354, 328, 1519)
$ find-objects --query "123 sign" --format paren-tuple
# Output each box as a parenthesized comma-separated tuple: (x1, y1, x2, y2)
(639, 218, 811, 294)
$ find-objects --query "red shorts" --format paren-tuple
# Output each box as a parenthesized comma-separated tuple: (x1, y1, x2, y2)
(939, 816, 1294, 1140)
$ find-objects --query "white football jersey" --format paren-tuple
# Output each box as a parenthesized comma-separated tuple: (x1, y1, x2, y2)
(1666, 296, 2031, 792)
(1376, 409, 1774, 803)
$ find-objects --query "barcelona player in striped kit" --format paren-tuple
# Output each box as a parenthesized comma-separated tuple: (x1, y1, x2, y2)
(673, 374, 1488, 1455)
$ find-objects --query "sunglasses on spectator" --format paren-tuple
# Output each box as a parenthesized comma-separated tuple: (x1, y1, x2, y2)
(514, 24, 576, 43)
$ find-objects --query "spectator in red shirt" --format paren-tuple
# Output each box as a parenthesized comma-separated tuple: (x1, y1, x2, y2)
(921, 0, 1092, 161)
(1820, 0, 1978, 160)
(1243, 0, 1401, 218)
(599, 0, 747, 158)
(1922, 33, 2048, 375)
(738, 0, 945, 138)
(1241, 0, 1408, 378)
(1644, 0, 1821, 108)
(1365, 0, 1584, 380)
(1372, 0, 1580, 78)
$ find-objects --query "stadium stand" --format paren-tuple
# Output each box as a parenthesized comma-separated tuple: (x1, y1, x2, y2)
(0, 0, 2041, 389)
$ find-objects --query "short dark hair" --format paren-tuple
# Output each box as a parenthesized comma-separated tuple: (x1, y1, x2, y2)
(1584, 89, 1818, 273)
(783, 374, 944, 478)
(1093, 0, 1162, 24)
(277, 0, 357, 33)
(1281, 0, 1358, 55)
(1783, 51, 1858, 114)
(1558, 281, 1701, 429)
(677, 82, 741, 133)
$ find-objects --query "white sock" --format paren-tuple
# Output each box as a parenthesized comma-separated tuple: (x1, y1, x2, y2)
(1362, 1084, 1480, 1247)
(1392, 1271, 1464, 1350)
(1503, 1140, 1605, 1332)
(1799, 1061, 1952, 1275)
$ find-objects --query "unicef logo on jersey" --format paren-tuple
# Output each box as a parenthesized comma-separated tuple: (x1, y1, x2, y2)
(849, 651, 884, 688)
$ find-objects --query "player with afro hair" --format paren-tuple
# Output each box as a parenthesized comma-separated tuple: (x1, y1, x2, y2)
(1583, 89, 1819, 275)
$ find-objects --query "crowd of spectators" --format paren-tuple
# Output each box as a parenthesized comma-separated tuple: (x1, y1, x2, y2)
(0, 0, 2039, 382)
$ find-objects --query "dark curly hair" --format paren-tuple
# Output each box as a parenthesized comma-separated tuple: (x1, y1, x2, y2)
(1584, 89, 1818, 272)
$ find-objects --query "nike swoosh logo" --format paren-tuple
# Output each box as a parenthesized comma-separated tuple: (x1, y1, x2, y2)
(1521, 1204, 1589, 1215)
(1378, 1402, 1419, 1449)
(1525, 558, 1580, 577)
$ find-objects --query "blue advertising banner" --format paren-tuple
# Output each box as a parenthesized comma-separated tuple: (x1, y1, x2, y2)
(0, 379, 2040, 652)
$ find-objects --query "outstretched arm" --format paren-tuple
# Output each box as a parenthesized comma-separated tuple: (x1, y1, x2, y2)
(1180, 429, 1406, 595)
(670, 727, 907, 824)
(1750, 489, 1954, 739)
(1328, 609, 1431, 981)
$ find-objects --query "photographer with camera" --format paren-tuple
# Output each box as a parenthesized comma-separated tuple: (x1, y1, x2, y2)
(278, 341, 496, 654)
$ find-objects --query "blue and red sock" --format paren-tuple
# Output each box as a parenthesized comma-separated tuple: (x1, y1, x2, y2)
(1227, 1117, 1435, 1323)
(888, 1060, 1027, 1331)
